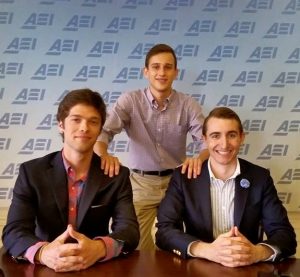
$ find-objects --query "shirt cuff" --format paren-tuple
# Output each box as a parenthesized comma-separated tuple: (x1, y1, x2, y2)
(95, 236, 123, 262)
(259, 243, 280, 262)
(24, 241, 48, 264)
(187, 240, 200, 257)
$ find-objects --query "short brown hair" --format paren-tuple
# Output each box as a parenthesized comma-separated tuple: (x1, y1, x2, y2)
(57, 88, 106, 127)
(145, 44, 177, 69)
(202, 107, 243, 136)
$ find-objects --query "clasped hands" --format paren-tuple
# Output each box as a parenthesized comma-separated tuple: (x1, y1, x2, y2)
(37, 224, 106, 272)
(190, 226, 274, 267)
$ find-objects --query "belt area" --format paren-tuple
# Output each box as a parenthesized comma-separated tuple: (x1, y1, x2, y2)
(132, 169, 173, 177)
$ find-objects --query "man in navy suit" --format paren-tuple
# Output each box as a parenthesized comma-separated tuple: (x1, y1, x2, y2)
(2, 89, 139, 272)
(156, 107, 296, 267)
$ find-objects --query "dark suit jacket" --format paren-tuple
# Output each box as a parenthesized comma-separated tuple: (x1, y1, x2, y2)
(156, 159, 296, 260)
(2, 151, 139, 258)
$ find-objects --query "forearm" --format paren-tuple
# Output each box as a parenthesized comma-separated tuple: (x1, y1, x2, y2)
(189, 241, 212, 260)
(94, 141, 109, 157)
(197, 149, 209, 162)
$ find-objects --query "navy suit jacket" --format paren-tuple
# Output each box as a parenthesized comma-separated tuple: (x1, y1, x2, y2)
(156, 159, 296, 260)
(2, 151, 139, 258)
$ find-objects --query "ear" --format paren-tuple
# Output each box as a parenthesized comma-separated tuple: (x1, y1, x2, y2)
(143, 67, 149, 79)
(58, 121, 64, 134)
(240, 132, 246, 144)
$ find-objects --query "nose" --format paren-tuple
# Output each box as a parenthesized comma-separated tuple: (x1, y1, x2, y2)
(157, 66, 165, 75)
(79, 120, 88, 132)
(220, 136, 228, 148)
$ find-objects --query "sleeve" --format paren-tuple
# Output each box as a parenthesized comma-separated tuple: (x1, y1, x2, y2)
(261, 173, 297, 260)
(107, 167, 140, 253)
(97, 93, 133, 145)
(186, 96, 206, 151)
(2, 163, 41, 258)
(155, 169, 199, 259)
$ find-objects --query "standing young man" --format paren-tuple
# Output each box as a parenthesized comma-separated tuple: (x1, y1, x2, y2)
(94, 44, 208, 250)
(2, 89, 139, 272)
(156, 107, 296, 266)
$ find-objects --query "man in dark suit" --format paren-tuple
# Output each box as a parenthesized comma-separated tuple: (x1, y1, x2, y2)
(2, 89, 139, 272)
(156, 107, 296, 267)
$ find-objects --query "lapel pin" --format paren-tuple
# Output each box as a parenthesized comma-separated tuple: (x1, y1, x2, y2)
(240, 178, 250, 189)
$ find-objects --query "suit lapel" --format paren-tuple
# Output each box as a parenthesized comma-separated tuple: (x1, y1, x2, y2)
(196, 162, 213, 238)
(76, 154, 109, 228)
(48, 152, 68, 226)
(234, 159, 252, 227)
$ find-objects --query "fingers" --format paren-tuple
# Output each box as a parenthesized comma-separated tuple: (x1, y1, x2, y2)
(181, 158, 202, 179)
(101, 154, 120, 177)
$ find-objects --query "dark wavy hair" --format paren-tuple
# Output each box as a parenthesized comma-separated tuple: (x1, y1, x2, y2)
(57, 88, 106, 128)
(202, 107, 243, 136)
(145, 43, 177, 69)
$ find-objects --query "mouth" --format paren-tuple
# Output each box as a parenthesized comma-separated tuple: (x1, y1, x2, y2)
(216, 149, 231, 155)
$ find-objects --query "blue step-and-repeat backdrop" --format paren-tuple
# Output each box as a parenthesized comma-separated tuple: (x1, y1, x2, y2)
(0, 0, 299, 210)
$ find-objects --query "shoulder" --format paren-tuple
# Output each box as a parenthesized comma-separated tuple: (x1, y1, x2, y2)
(172, 90, 202, 109)
(238, 158, 270, 179)
(21, 151, 61, 169)
(114, 89, 145, 108)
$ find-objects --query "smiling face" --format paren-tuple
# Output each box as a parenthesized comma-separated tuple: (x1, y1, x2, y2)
(143, 52, 178, 99)
(58, 104, 101, 156)
(203, 117, 245, 171)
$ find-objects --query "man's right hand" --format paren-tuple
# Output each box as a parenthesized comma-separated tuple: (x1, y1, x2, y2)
(38, 225, 83, 272)
(100, 153, 120, 177)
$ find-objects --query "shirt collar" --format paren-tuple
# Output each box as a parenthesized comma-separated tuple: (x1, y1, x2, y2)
(146, 87, 174, 109)
(61, 149, 87, 182)
(208, 158, 241, 181)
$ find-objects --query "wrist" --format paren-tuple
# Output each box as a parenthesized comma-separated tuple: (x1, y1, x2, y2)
(35, 244, 48, 265)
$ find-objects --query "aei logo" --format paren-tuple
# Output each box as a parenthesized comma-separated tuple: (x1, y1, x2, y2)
(128, 43, 155, 59)
(0, 12, 13, 24)
(207, 46, 238, 62)
(273, 120, 300, 136)
(0, 138, 11, 150)
(203, 0, 234, 12)
(216, 95, 245, 107)
(63, 15, 95, 31)
(87, 41, 119, 58)
(257, 144, 288, 160)
(122, 0, 153, 9)
(31, 64, 64, 80)
(247, 47, 277, 63)
(72, 66, 105, 81)
(231, 71, 263, 87)
(243, 0, 273, 13)
(19, 138, 51, 154)
(104, 17, 136, 33)
(0, 163, 20, 180)
(252, 96, 283, 111)
(36, 114, 57, 130)
(4, 38, 37, 54)
(184, 20, 216, 36)
(0, 113, 27, 129)
(12, 88, 46, 104)
(193, 70, 224, 85)
(0, 62, 23, 79)
(46, 39, 79, 55)
(224, 21, 255, 38)
(278, 169, 300, 184)
(145, 19, 176, 35)
(163, 0, 195, 11)
(22, 13, 54, 29)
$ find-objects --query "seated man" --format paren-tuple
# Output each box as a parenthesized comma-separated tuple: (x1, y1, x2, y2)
(2, 89, 139, 272)
(156, 107, 296, 267)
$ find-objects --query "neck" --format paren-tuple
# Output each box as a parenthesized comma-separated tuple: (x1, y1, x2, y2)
(150, 87, 172, 106)
(63, 149, 93, 178)
(210, 160, 237, 181)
